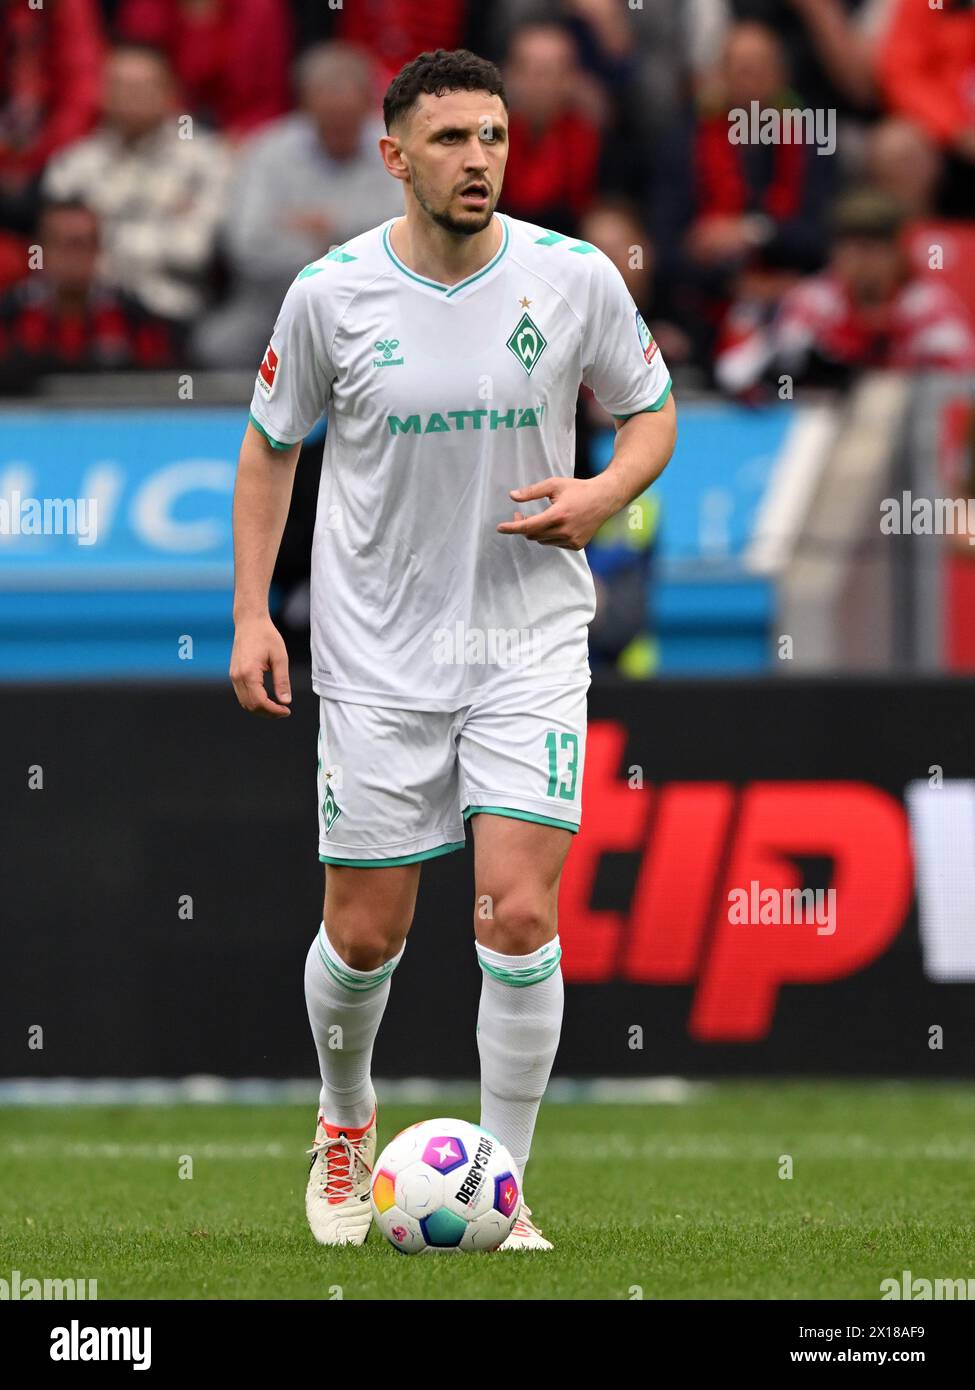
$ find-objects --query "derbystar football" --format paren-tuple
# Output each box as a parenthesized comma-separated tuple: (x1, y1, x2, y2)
(371, 1118, 521, 1253)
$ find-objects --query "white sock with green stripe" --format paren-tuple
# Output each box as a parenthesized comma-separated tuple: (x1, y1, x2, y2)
(304, 922, 403, 1130)
(475, 935, 564, 1178)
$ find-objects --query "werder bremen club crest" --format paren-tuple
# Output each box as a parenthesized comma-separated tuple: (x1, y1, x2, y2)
(506, 311, 547, 375)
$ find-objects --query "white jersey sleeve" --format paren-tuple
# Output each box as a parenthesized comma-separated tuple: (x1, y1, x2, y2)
(248, 272, 334, 449)
(581, 250, 672, 419)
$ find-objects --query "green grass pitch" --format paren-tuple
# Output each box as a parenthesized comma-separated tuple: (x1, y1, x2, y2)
(2, 1082, 973, 1300)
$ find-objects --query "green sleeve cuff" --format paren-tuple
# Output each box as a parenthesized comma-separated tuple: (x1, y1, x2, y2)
(614, 377, 673, 423)
(248, 411, 297, 451)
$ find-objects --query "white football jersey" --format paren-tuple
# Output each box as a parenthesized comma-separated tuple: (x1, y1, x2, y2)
(248, 213, 671, 710)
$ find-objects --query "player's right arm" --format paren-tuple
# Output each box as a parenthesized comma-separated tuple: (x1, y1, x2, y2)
(230, 423, 300, 718)
(230, 270, 333, 718)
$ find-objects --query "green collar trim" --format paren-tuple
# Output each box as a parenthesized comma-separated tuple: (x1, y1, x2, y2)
(382, 215, 509, 298)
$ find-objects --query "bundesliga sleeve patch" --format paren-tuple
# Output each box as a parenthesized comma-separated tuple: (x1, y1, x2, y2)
(635, 310, 658, 365)
(257, 342, 279, 398)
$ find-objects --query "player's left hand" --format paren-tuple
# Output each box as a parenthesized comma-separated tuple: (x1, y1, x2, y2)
(497, 476, 612, 550)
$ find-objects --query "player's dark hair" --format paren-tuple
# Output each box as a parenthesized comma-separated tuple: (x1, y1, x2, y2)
(383, 49, 507, 133)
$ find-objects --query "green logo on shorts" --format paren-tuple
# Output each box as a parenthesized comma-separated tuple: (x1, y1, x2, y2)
(318, 728, 342, 833)
(321, 781, 342, 834)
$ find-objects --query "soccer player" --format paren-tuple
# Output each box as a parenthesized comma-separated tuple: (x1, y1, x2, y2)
(230, 49, 676, 1250)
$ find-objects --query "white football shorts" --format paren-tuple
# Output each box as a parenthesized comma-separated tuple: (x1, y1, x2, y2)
(316, 681, 589, 865)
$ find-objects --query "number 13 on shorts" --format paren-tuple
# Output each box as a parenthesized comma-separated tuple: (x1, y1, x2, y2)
(545, 730, 579, 801)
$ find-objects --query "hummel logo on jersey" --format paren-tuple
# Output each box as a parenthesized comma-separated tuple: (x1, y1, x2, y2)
(506, 311, 547, 375)
(372, 338, 404, 367)
(297, 246, 356, 275)
(257, 343, 279, 398)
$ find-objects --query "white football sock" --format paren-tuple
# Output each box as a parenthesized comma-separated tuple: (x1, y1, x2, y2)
(304, 922, 403, 1129)
(475, 935, 564, 1179)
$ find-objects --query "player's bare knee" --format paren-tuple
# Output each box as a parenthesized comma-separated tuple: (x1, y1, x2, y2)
(326, 916, 406, 971)
(476, 892, 554, 956)
(323, 875, 415, 965)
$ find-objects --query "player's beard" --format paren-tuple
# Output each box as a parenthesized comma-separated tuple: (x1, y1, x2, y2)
(411, 167, 495, 236)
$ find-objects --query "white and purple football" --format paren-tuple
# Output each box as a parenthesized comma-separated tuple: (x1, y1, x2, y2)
(371, 1118, 520, 1253)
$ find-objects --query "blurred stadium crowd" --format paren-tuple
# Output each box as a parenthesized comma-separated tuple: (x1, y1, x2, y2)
(3, 0, 975, 392)
(3, 0, 975, 672)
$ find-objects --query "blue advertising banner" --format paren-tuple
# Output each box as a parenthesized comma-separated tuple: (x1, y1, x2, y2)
(0, 402, 809, 678)
(0, 409, 241, 584)
(0, 408, 245, 677)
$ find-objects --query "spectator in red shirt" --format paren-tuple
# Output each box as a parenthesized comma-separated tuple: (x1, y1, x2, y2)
(879, 0, 975, 151)
(0, 0, 105, 190)
(878, 0, 975, 216)
(332, 2, 469, 89)
(114, 0, 293, 139)
(651, 20, 834, 366)
(499, 23, 601, 234)
(0, 0, 105, 288)
(0, 199, 176, 390)
(685, 22, 831, 276)
(716, 190, 975, 396)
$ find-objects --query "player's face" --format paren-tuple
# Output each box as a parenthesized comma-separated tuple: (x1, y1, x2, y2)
(400, 91, 508, 236)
